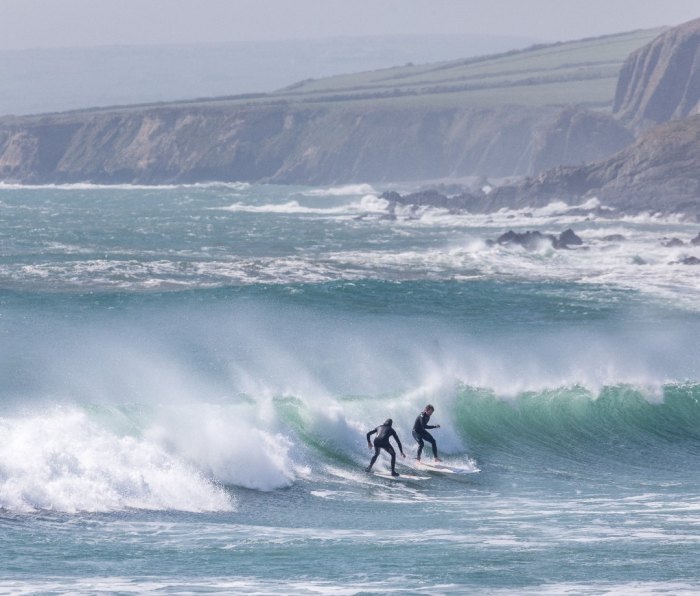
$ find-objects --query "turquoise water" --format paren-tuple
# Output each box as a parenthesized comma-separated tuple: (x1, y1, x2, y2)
(2, 183, 700, 593)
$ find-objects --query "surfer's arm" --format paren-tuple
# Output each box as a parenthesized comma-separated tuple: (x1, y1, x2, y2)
(392, 430, 405, 456)
(366, 428, 377, 446)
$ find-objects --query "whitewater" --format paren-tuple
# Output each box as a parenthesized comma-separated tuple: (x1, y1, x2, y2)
(2, 182, 700, 594)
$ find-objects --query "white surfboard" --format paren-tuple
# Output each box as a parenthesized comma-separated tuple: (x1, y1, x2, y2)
(372, 471, 430, 481)
(410, 460, 480, 475)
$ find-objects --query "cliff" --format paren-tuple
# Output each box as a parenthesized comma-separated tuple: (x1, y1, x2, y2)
(613, 17, 700, 131)
(0, 29, 656, 186)
(474, 19, 700, 218)
(0, 103, 630, 185)
(485, 115, 700, 218)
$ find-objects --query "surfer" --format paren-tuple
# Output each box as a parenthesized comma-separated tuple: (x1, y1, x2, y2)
(366, 418, 406, 476)
(412, 404, 441, 462)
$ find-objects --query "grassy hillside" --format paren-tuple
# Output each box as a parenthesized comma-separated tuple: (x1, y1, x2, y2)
(25, 28, 661, 120)
(272, 29, 661, 110)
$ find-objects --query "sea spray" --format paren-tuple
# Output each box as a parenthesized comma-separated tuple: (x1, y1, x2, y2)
(0, 408, 233, 513)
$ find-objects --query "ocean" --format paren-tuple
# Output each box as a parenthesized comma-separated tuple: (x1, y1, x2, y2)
(1, 181, 700, 594)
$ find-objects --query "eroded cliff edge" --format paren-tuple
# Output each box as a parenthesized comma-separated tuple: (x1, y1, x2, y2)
(0, 103, 631, 186)
(481, 19, 700, 218)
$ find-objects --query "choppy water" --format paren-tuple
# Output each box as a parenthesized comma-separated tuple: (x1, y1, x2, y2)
(2, 182, 700, 594)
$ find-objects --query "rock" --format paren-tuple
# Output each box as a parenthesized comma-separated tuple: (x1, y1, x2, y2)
(496, 230, 553, 249)
(523, 106, 633, 173)
(486, 114, 700, 219)
(380, 189, 481, 212)
(556, 228, 583, 248)
(495, 229, 582, 250)
(662, 237, 685, 247)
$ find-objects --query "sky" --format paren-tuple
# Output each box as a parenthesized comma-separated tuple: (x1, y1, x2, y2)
(1, 0, 698, 51)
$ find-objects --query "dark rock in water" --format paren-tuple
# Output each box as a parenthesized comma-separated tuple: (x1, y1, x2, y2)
(677, 256, 700, 265)
(557, 228, 583, 247)
(662, 237, 685, 247)
(691, 233, 700, 245)
(380, 189, 479, 212)
(602, 234, 626, 241)
(496, 230, 551, 249)
(495, 228, 583, 250)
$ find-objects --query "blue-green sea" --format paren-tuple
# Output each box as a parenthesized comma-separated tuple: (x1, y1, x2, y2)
(2, 182, 700, 594)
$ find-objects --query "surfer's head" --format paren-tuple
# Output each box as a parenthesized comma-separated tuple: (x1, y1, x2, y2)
(384, 418, 393, 427)
(425, 404, 434, 414)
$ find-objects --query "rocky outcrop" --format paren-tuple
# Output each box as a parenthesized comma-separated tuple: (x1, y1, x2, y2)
(520, 106, 633, 173)
(494, 229, 583, 250)
(485, 115, 700, 218)
(613, 18, 700, 130)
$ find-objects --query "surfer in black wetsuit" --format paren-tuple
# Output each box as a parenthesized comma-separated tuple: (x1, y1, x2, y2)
(413, 404, 441, 462)
(366, 418, 405, 476)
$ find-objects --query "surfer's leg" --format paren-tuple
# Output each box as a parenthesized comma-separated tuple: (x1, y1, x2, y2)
(423, 431, 439, 460)
(366, 444, 381, 471)
(384, 445, 397, 475)
(412, 430, 424, 460)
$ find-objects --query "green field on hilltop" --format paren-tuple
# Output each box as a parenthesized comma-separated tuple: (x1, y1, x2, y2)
(274, 28, 661, 110)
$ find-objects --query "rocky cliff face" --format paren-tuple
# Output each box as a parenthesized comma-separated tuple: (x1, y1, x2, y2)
(613, 18, 700, 131)
(0, 102, 629, 185)
(486, 115, 700, 218)
(463, 18, 700, 219)
(520, 106, 633, 173)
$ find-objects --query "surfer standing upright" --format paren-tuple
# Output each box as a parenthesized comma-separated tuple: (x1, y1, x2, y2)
(366, 418, 405, 476)
(413, 404, 441, 462)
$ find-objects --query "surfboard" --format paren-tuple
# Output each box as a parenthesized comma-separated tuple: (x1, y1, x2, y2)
(409, 460, 479, 475)
(372, 471, 430, 481)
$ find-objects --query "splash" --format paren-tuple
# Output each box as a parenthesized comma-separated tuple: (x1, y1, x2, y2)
(0, 408, 233, 513)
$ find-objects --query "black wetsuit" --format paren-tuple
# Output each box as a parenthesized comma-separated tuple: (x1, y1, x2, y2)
(366, 422, 403, 474)
(412, 411, 438, 459)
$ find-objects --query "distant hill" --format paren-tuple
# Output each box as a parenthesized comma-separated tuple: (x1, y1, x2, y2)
(0, 28, 661, 185)
(0, 34, 540, 117)
(275, 28, 659, 110)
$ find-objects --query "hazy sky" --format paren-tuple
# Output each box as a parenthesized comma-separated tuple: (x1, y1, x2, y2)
(2, 0, 698, 50)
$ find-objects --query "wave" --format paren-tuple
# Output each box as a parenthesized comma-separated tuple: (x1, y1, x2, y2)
(297, 183, 377, 196)
(216, 194, 388, 215)
(452, 383, 700, 467)
(0, 407, 234, 513)
(3, 381, 700, 513)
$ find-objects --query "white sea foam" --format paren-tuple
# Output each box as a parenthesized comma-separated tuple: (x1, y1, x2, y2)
(146, 402, 298, 491)
(217, 193, 389, 216)
(0, 576, 467, 595)
(299, 183, 377, 196)
(0, 408, 233, 513)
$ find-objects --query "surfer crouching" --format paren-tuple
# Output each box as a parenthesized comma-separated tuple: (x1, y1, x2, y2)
(366, 418, 405, 476)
